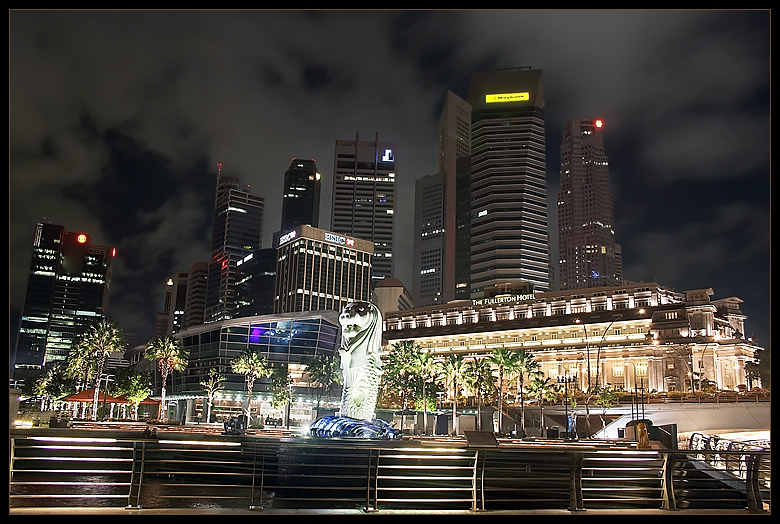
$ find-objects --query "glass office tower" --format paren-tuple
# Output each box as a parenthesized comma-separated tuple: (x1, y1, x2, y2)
(13, 223, 114, 373)
(281, 158, 321, 231)
(467, 68, 551, 296)
(205, 168, 265, 323)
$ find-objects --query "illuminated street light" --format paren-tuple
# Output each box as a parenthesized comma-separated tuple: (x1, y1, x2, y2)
(557, 373, 577, 440)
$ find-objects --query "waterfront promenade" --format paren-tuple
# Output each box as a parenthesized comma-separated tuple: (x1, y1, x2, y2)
(10, 421, 770, 515)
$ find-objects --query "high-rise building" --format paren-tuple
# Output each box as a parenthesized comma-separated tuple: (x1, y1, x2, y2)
(281, 158, 321, 231)
(414, 172, 446, 307)
(184, 261, 208, 329)
(205, 164, 265, 323)
(412, 91, 472, 308)
(467, 68, 551, 296)
(13, 223, 114, 373)
(234, 247, 277, 317)
(438, 91, 472, 305)
(154, 273, 188, 338)
(557, 117, 622, 289)
(274, 225, 373, 313)
(331, 132, 396, 284)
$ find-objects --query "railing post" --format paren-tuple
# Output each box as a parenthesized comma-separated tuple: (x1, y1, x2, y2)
(745, 453, 766, 513)
(661, 452, 678, 510)
(569, 452, 585, 512)
(126, 440, 145, 509)
(365, 448, 379, 512)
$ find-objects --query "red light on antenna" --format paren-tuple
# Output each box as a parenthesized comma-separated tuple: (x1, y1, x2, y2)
(594, 119, 604, 128)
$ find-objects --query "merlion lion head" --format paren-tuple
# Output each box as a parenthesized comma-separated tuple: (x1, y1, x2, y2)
(339, 301, 382, 354)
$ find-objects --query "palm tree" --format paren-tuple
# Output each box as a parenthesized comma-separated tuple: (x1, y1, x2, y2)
(78, 318, 124, 421)
(382, 341, 419, 432)
(301, 352, 342, 419)
(145, 335, 190, 422)
(199, 368, 226, 423)
(489, 347, 521, 435)
(442, 354, 466, 435)
(410, 346, 438, 435)
(526, 376, 557, 437)
(464, 357, 496, 431)
(231, 349, 270, 421)
(512, 349, 541, 437)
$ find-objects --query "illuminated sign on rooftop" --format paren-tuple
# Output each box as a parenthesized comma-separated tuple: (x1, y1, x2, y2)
(472, 293, 535, 306)
(485, 92, 530, 103)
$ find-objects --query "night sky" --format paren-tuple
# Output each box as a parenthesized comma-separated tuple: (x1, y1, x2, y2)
(9, 10, 770, 355)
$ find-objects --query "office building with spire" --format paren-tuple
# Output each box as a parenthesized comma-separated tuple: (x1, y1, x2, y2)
(204, 163, 265, 323)
(13, 223, 114, 373)
(557, 117, 622, 289)
(466, 68, 551, 296)
(331, 132, 397, 284)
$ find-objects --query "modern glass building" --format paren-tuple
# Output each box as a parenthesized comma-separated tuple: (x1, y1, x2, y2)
(467, 68, 552, 296)
(167, 310, 342, 425)
(558, 117, 623, 289)
(281, 158, 321, 231)
(13, 223, 114, 374)
(205, 165, 265, 323)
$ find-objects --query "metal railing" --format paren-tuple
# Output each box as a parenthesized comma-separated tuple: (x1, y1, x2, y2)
(9, 429, 770, 513)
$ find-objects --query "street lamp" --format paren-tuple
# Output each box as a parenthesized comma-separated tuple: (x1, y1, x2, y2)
(624, 362, 645, 421)
(557, 372, 577, 440)
(574, 319, 591, 392)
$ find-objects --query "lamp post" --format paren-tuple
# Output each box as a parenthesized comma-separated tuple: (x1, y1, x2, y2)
(557, 372, 577, 440)
(100, 373, 114, 421)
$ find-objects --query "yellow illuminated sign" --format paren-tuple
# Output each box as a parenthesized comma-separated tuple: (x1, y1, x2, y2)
(485, 92, 530, 103)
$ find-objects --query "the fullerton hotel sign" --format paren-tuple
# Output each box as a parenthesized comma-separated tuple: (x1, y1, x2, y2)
(472, 294, 535, 307)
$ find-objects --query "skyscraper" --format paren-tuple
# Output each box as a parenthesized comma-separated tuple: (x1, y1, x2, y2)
(13, 223, 114, 372)
(557, 117, 622, 289)
(414, 173, 445, 307)
(467, 68, 551, 296)
(414, 90, 471, 307)
(204, 164, 265, 323)
(154, 273, 188, 338)
(331, 132, 397, 284)
(274, 225, 373, 313)
(184, 261, 208, 329)
(281, 158, 321, 231)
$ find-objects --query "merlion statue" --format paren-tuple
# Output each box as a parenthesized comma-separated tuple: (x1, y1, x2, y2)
(309, 301, 400, 439)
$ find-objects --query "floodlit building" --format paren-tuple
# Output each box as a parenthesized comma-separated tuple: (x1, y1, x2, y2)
(383, 283, 761, 394)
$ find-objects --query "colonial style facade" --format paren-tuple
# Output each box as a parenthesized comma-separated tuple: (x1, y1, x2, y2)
(382, 282, 761, 394)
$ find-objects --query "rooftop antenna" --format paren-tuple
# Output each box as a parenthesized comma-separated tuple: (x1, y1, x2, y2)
(216, 162, 222, 181)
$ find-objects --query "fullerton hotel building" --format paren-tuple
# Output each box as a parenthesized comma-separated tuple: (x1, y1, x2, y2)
(381, 282, 762, 394)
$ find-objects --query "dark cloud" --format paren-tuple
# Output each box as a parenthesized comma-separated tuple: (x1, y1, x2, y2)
(10, 9, 770, 351)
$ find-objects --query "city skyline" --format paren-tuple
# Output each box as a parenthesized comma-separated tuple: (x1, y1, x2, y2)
(10, 10, 770, 351)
